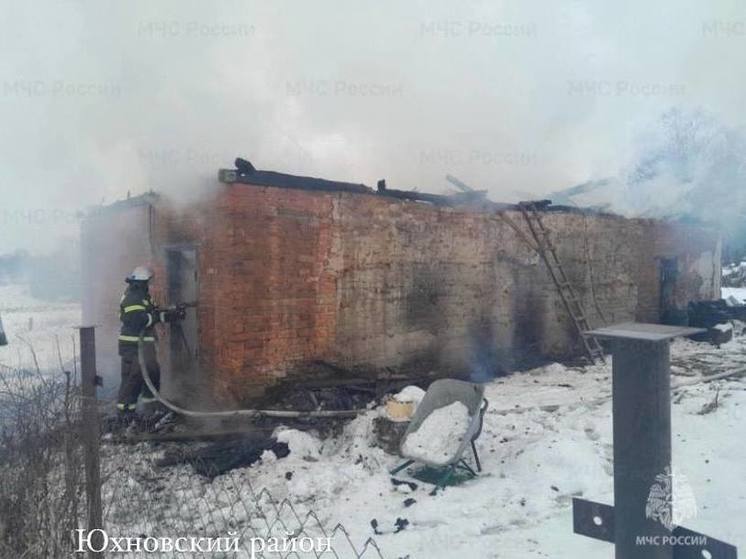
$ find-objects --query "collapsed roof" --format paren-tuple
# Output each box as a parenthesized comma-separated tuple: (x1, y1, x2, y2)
(217, 157, 619, 216)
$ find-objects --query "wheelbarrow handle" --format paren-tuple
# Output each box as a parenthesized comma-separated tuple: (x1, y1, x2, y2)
(471, 398, 489, 442)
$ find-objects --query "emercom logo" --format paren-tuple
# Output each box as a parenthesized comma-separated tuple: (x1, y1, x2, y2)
(645, 466, 698, 531)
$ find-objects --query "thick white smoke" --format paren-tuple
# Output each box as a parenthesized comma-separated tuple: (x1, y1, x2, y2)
(1, 0, 745, 253)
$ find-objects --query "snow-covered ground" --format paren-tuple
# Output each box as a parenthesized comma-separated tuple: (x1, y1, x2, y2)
(2, 283, 744, 557)
(722, 286, 746, 304)
(100, 334, 745, 558)
(257, 341, 744, 558)
(0, 284, 81, 373)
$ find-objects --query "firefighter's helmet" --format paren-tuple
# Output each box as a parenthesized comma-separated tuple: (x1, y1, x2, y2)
(126, 266, 154, 283)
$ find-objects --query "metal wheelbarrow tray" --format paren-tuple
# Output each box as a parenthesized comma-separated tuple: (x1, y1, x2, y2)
(390, 379, 488, 492)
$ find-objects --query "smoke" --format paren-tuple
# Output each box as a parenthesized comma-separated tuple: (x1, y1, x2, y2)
(621, 108, 746, 222)
(1, 0, 745, 253)
(550, 107, 746, 259)
(622, 108, 746, 259)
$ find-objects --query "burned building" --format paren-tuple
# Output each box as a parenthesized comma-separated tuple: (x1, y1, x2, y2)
(81, 164, 721, 406)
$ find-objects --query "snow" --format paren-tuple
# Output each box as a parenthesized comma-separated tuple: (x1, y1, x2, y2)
(722, 287, 746, 303)
(275, 427, 323, 459)
(713, 322, 733, 333)
(393, 385, 426, 404)
(0, 284, 80, 373)
(401, 401, 471, 465)
(232, 338, 744, 558)
(100, 342, 743, 558)
(722, 261, 746, 275)
(2, 283, 745, 557)
(725, 295, 742, 307)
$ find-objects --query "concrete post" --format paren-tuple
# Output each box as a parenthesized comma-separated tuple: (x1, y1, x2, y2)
(79, 326, 103, 557)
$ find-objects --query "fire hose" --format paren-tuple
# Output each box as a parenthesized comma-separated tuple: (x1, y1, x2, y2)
(137, 330, 366, 419)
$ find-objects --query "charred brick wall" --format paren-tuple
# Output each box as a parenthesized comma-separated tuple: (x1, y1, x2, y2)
(331, 199, 664, 374)
(82, 185, 721, 405)
(151, 186, 341, 403)
(202, 186, 340, 400)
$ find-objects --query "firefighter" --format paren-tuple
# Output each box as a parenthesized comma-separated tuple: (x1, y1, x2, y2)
(117, 265, 185, 421)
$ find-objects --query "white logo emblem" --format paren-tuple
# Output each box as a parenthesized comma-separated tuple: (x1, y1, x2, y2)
(645, 467, 698, 531)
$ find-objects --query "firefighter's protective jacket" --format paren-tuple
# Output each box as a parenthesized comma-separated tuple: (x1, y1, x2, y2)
(118, 285, 159, 356)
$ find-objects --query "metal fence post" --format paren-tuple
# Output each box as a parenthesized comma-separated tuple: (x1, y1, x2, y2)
(611, 337, 672, 558)
(79, 326, 103, 556)
(573, 322, 737, 559)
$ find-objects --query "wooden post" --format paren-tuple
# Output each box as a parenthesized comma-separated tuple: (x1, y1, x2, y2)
(79, 326, 103, 556)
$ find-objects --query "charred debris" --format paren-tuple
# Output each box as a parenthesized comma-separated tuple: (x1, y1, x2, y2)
(219, 157, 608, 214)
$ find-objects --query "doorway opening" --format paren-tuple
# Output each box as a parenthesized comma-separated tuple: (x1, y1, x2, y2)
(164, 246, 200, 404)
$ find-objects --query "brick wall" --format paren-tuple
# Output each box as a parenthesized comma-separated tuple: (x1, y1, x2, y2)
(150, 186, 341, 403)
(203, 186, 340, 399)
(82, 185, 721, 405)
(332, 199, 652, 374)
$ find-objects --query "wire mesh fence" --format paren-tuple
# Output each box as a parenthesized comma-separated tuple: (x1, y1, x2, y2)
(98, 444, 386, 558)
(0, 358, 387, 558)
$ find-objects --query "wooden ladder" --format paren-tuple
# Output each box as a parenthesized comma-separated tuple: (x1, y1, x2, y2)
(518, 201, 606, 364)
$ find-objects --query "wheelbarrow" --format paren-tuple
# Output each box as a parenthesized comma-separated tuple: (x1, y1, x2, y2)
(390, 379, 488, 492)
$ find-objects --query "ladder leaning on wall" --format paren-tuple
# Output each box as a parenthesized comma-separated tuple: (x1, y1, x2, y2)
(444, 176, 606, 364)
(517, 200, 606, 364)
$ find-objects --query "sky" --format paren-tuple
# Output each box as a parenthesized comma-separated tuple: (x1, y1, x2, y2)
(1, 0, 745, 252)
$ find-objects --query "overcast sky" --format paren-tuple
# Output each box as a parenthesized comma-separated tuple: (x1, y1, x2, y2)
(1, 0, 745, 252)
